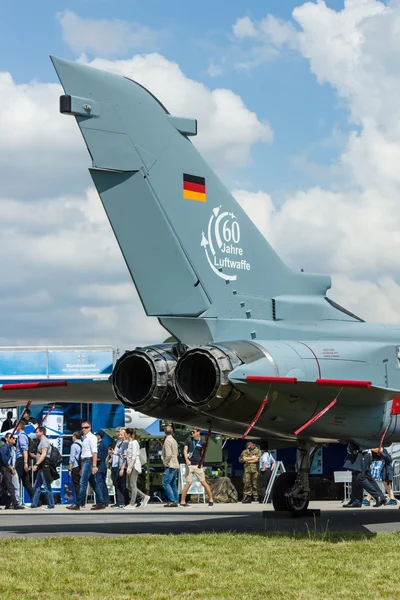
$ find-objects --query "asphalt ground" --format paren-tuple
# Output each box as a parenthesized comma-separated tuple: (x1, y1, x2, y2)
(1, 500, 400, 538)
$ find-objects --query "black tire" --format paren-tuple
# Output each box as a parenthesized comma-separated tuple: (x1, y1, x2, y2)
(272, 472, 310, 516)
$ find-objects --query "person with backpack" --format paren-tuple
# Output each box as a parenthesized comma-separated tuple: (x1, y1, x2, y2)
(29, 426, 55, 511)
(0, 433, 24, 509)
(15, 422, 34, 503)
(363, 447, 397, 506)
(124, 428, 150, 510)
(68, 431, 83, 503)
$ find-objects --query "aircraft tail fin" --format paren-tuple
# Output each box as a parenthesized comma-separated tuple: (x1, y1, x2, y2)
(52, 56, 331, 321)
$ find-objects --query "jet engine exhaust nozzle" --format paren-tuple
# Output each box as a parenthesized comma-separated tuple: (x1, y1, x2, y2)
(175, 346, 239, 410)
(111, 347, 176, 412)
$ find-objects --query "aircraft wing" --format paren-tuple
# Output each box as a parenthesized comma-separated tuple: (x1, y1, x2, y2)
(0, 380, 118, 408)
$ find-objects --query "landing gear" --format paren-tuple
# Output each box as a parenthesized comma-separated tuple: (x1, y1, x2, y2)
(272, 441, 318, 516)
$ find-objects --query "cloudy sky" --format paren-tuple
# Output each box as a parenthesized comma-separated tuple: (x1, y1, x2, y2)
(0, 0, 399, 352)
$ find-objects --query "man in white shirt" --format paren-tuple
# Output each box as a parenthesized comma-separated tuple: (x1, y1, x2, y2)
(66, 421, 106, 511)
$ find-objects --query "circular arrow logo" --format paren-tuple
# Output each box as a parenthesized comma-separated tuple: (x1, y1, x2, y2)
(201, 206, 251, 281)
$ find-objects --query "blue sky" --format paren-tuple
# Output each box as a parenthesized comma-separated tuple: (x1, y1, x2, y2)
(2, 0, 400, 346)
(0, 0, 348, 200)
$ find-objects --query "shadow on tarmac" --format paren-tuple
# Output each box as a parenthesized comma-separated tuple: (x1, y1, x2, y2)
(1, 507, 400, 538)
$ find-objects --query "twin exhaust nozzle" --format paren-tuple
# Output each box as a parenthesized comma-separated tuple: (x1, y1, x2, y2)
(111, 341, 265, 418)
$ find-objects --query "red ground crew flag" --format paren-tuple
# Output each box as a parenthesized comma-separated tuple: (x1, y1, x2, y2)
(183, 173, 206, 202)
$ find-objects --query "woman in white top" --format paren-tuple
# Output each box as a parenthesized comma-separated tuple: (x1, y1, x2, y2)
(124, 428, 150, 510)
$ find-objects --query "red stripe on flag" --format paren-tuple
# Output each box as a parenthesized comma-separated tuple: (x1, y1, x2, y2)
(183, 181, 206, 194)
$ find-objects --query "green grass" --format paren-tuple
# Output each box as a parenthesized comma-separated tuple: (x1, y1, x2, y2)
(1, 533, 400, 600)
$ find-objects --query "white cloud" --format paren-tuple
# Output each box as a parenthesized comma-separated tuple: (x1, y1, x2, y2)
(233, 16, 258, 39)
(0, 72, 87, 199)
(233, 14, 298, 47)
(230, 1, 400, 325)
(231, 13, 298, 69)
(258, 14, 298, 48)
(329, 274, 400, 324)
(207, 60, 224, 78)
(58, 11, 158, 57)
(0, 52, 271, 348)
(233, 189, 275, 242)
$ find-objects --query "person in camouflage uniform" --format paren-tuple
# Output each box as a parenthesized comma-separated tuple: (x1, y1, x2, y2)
(239, 441, 262, 503)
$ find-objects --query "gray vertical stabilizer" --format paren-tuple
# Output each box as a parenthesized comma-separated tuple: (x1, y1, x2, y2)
(52, 56, 331, 322)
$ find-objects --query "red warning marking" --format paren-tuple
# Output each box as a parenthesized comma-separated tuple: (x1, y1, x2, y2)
(391, 398, 400, 415)
(242, 395, 269, 439)
(295, 399, 337, 436)
(316, 379, 372, 388)
(246, 376, 298, 384)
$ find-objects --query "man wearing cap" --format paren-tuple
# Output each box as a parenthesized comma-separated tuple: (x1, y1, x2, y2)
(239, 441, 262, 503)
(180, 428, 214, 507)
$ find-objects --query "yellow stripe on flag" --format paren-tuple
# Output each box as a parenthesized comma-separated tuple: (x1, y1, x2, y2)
(183, 189, 206, 202)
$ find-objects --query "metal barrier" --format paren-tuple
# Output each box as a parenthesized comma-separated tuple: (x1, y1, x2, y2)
(334, 471, 352, 503)
(392, 459, 400, 496)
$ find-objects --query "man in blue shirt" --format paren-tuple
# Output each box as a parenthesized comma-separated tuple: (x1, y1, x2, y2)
(0, 434, 24, 509)
(68, 431, 83, 503)
(15, 422, 34, 502)
(259, 449, 276, 503)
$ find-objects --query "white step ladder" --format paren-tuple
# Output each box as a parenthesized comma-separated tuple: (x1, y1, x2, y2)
(262, 461, 286, 504)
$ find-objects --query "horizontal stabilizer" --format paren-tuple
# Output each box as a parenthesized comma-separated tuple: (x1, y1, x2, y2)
(0, 380, 118, 408)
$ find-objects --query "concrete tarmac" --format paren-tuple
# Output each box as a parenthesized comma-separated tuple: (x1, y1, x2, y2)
(1, 501, 400, 538)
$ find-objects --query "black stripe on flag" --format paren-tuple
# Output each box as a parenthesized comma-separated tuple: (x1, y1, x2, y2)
(183, 173, 206, 186)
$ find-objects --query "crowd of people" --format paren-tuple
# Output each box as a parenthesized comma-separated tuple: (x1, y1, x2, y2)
(0, 416, 217, 510)
(1, 408, 399, 510)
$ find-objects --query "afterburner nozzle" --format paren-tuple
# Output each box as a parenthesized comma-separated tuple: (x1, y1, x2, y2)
(112, 346, 176, 412)
(174, 345, 239, 411)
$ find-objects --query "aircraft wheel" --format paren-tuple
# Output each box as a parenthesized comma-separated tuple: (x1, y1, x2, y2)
(272, 472, 310, 516)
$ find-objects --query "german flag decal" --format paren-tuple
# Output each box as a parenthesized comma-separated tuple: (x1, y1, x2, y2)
(183, 173, 206, 202)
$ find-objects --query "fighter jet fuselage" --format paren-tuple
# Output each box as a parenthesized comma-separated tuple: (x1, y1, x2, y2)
(51, 56, 400, 452)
